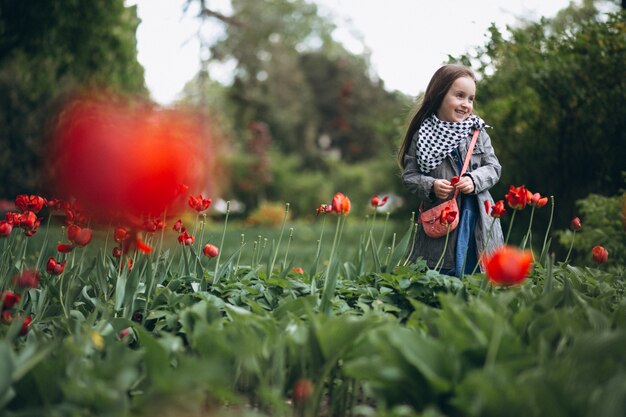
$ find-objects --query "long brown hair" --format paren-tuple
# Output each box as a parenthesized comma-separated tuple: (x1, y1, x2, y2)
(397, 64, 476, 168)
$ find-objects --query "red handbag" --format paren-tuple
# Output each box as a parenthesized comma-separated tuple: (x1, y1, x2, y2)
(419, 129, 480, 238)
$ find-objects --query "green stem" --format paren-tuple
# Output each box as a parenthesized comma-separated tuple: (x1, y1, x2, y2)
(364, 210, 377, 251)
(269, 203, 290, 277)
(212, 201, 230, 286)
(472, 217, 496, 275)
(521, 206, 535, 250)
(504, 209, 517, 245)
(320, 215, 344, 315)
(539, 196, 555, 263)
(378, 212, 390, 256)
(282, 227, 294, 270)
(235, 234, 245, 271)
(434, 224, 451, 271)
(564, 230, 576, 264)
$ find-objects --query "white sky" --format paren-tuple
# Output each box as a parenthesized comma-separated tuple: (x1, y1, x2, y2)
(128, 0, 574, 104)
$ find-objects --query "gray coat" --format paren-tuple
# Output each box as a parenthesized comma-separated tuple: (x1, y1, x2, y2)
(402, 129, 504, 270)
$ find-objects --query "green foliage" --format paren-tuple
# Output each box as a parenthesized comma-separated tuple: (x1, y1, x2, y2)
(0, 0, 146, 198)
(557, 191, 626, 267)
(2, 210, 626, 416)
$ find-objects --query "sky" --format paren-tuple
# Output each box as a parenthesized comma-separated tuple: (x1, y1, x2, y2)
(128, 0, 574, 105)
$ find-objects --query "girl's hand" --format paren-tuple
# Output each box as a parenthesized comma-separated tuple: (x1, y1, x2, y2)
(456, 176, 475, 194)
(433, 179, 454, 200)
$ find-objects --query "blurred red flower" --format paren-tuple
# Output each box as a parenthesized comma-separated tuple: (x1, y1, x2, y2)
(202, 244, 219, 258)
(57, 243, 75, 253)
(67, 224, 92, 247)
(291, 267, 304, 274)
(1, 291, 20, 310)
(45, 95, 213, 219)
(12, 269, 41, 289)
(114, 227, 129, 243)
(483, 245, 533, 285)
(46, 257, 67, 275)
(570, 217, 582, 231)
(505, 185, 528, 210)
(450, 176, 460, 187)
(19, 315, 32, 336)
(293, 378, 314, 403)
(592, 245, 608, 264)
(331, 193, 351, 215)
(173, 219, 184, 232)
(0, 220, 12, 237)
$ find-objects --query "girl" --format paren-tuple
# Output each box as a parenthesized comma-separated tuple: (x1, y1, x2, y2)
(398, 64, 503, 276)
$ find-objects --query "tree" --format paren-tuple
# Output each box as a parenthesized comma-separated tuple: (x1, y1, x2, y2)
(452, 0, 625, 233)
(0, 0, 146, 198)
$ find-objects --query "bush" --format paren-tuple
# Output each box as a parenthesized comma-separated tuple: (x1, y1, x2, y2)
(557, 191, 626, 268)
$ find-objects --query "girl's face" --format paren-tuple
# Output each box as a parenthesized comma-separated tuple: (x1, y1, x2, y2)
(436, 76, 475, 123)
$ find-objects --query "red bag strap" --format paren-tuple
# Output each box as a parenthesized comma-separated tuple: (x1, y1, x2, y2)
(420, 128, 482, 214)
(452, 128, 481, 199)
(460, 128, 481, 177)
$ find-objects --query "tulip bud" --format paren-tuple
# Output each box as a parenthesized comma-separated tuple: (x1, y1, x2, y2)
(570, 216, 582, 231)
(592, 245, 608, 264)
(203, 244, 219, 258)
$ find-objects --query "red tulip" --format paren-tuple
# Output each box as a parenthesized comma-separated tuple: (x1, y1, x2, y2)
(46, 257, 67, 275)
(12, 269, 41, 289)
(0, 220, 12, 237)
(114, 227, 129, 243)
(202, 244, 219, 258)
(592, 245, 608, 264)
(1, 291, 20, 310)
(371, 194, 389, 208)
(15, 194, 46, 213)
(67, 224, 92, 247)
(450, 176, 460, 187)
(483, 245, 533, 285)
(491, 200, 507, 218)
(293, 378, 314, 403)
(570, 217, 582, 231)
(529, 192, 548, 208)
(331, 193, 351, 215)
(439, 206, 457, 225)
(315, 204, 332, 215)
(173, 219, 184, 232)
(178, 231, 194, 246)
(135, 236, 153, 254)
(112, 247, 122, 258)
(57, 243, 75, 253)
(505, 185, 528, 210)
(188, 194, 212, 212)
(19, 315, 32, 336)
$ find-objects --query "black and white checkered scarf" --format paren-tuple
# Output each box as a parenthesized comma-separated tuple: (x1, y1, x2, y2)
(416, 114, 487, 173)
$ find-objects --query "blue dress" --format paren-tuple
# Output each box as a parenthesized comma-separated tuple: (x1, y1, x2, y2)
(451, 148, 479, 277)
